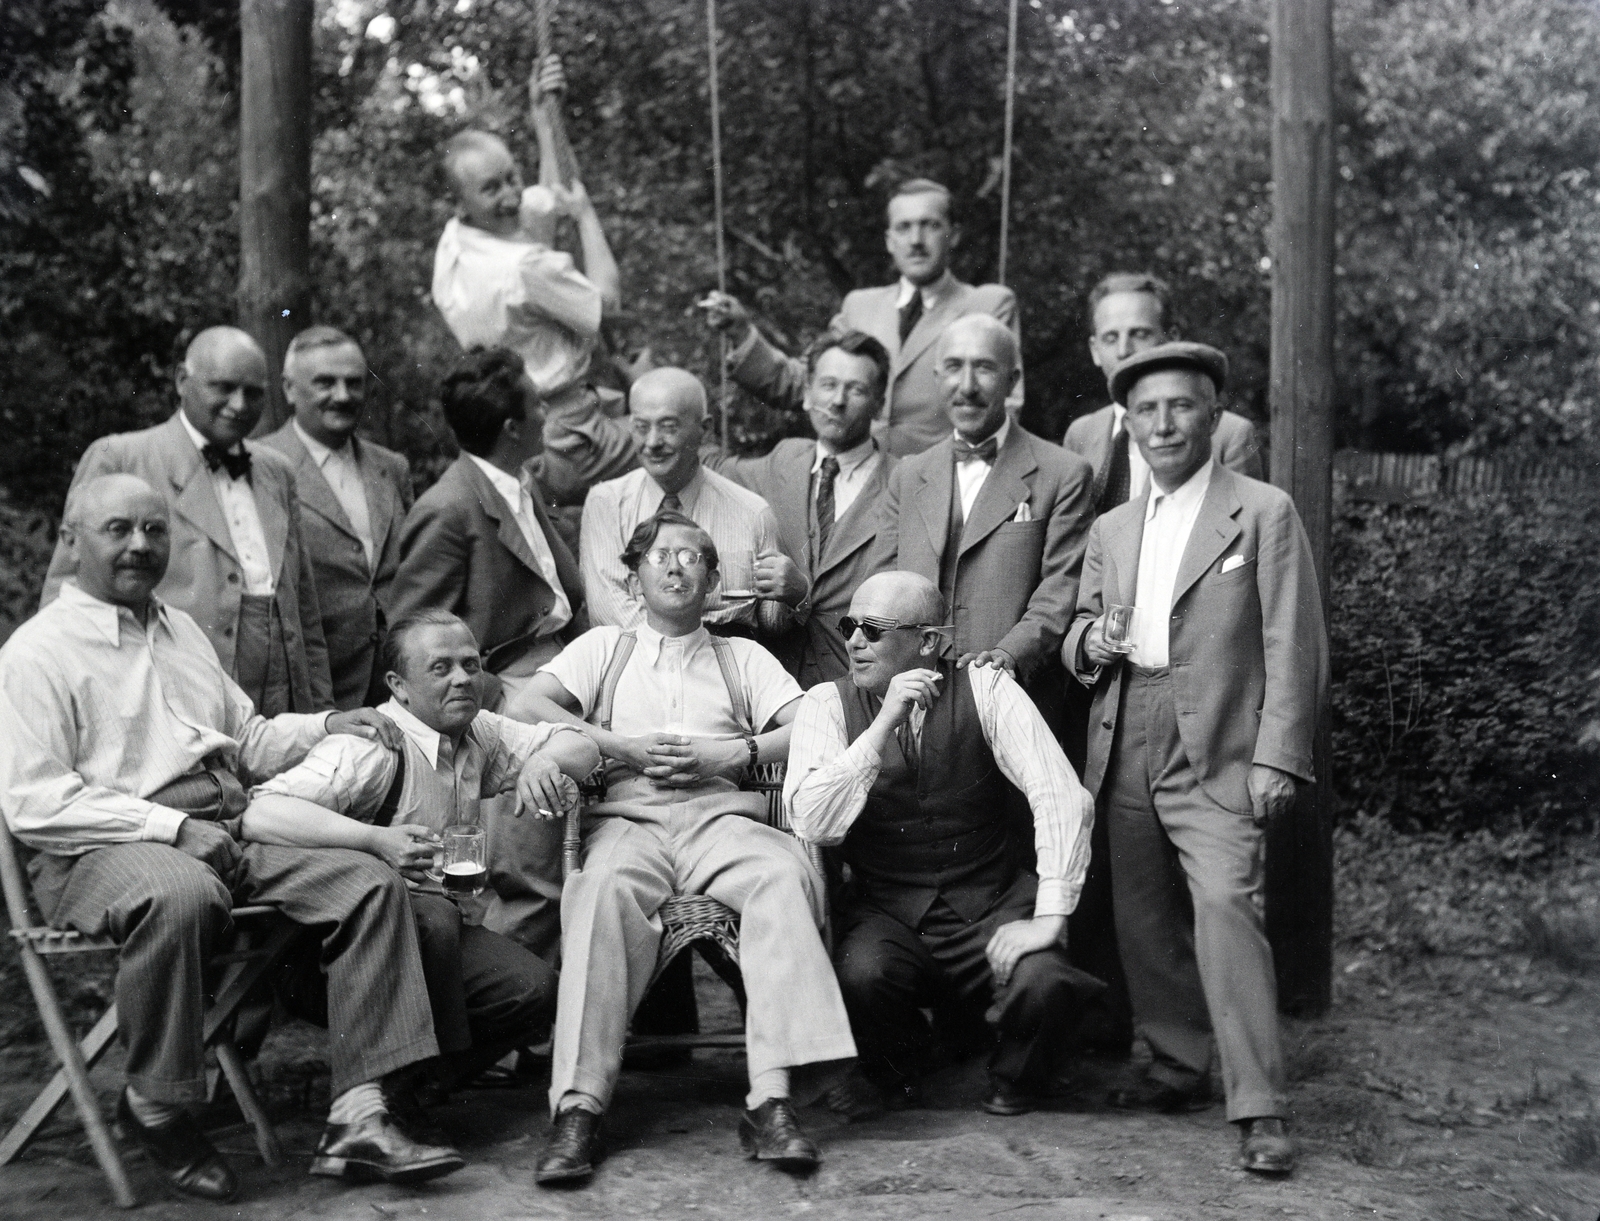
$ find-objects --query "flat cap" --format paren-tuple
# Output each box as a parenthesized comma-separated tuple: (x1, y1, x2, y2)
(1110, 341, 1229, 406)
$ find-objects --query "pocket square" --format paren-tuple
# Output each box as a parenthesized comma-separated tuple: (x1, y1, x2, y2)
(1012, 502, 1033, 523)
(1221, 553, 1248, 574)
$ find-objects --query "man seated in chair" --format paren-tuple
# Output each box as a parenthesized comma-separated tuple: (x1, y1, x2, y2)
(0, 476, 464, 1201)
(512, 510, 857, 1186)
(786, 571, 1102, 1117)
(239, 611, 600, 1117)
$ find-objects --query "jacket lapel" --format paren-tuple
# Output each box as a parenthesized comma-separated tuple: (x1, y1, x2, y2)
(285, 430, 362, 546)
(248, 447, 290, 583)
(1108, 497, 1147, 606)
(1172, 468, 1244, 607)
(816, 449, 891, 579)
(773, 443, 817, 574)
(911, 445, 954, 562)
(354, 438, 401, 565)
(892, 274, 971, 382)
(958, 427, 1036, 557)
(163, 415, 238, 562)
(460, 456, 541, 575)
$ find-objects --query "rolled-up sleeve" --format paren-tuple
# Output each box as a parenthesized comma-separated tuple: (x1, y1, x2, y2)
(476, 717, 592, 797)
(784, 685, 883, 847)
(251, 735, 396, 820)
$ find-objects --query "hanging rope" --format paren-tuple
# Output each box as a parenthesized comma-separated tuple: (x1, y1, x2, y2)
(533, 0, 582, 186)
(997, 0, 1019, 286)
(706, 0, 731, 458)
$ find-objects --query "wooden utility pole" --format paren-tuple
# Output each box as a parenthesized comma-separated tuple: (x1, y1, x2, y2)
(1267, 0, 1335, 1015)
(239, 0, 313, 433)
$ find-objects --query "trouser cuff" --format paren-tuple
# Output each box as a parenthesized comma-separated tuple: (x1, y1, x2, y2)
(125, 1070, 209, 1105)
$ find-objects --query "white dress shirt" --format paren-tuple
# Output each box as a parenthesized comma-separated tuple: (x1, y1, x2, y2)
(466, 453, 573, 637)
(578, 466, 790, 634)
(1129, 458, 1215, 668)
(293, 421, 375, 568)
(178, 411, 275, 595)
(953, 414, 1011, 522)
(0, 585, 329, 853)
(812, 435, 881, 521)
(1109, 402, 1153, 502)
(783, 666, 1094, 919)
(254, 698, 584, 835)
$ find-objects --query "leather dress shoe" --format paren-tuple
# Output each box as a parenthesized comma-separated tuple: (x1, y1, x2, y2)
(1106, 1076, 1213, 1113)
(982, 1077, 1039, 1117)
(116, 1090, 238, 1202)
(310, 1113, 464, 1184)
(1239, 1117, 1296, 1175)
(535, 1107, 603, 1185)
(738, 1098, 820, 1170)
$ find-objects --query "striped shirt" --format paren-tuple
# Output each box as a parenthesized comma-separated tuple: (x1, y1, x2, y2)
(0, 584, 329, 854)
(783, 665, 1094, 918)
(577, 466, 792, 635)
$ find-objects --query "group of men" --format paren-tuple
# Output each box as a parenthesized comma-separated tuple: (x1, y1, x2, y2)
(0, 57, 1327, 1206)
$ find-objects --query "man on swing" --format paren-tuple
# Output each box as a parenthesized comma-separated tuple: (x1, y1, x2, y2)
(513, 511, 856, 1185)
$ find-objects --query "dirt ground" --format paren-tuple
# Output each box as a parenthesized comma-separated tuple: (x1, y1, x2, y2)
(2, 938, 1598, 1221)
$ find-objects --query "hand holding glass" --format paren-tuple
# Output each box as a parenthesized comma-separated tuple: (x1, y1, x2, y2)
(429, 824, 488, 897)
(1103, 605, 1137, 654)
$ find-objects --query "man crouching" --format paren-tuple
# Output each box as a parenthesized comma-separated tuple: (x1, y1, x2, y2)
(513, 510, 856, 1185)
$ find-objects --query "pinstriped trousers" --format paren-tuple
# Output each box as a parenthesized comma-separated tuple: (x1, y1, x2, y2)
(37, 841, 439, 1104)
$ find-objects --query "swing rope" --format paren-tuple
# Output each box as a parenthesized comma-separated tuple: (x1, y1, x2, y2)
(706, 0, 731, 458)
(998, 0, 1019, 287)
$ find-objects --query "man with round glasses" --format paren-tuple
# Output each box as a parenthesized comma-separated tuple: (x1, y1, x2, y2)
(787, 570, 1102, 1118)
(512, 512, 856, 1187)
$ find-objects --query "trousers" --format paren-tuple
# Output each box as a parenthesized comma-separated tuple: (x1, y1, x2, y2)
(1105, 667, 1287, 1121)
(834, 871, 1101, 1089)
(549, 784, 856, 1114)
(37, 841, 438, 1104)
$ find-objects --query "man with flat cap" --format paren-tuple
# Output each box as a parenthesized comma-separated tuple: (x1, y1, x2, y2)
(1064, 341, 1328, 1176)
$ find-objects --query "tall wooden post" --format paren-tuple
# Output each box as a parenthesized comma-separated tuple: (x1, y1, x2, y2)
(1267, 0, 1335, 1016)
(239, 0, 313, 434)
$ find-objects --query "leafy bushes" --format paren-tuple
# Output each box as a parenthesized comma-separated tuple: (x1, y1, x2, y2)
(1329, 483, 1600, 832)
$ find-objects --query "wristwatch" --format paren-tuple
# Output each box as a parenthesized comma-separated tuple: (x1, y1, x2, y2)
(742, 732, 759, 777)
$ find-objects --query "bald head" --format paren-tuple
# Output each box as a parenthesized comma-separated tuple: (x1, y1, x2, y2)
(629, 368, 709, 495)
(443, 130, 512, 195)
(444, 129, 524, 239)
(177, 326, 268, 448)
(61, 475, 171, 610)
(185, 326, 265, 377)
(852, 571, 945, 627)
(937, 314, 1018, 375)
(845, 572, 947, 696)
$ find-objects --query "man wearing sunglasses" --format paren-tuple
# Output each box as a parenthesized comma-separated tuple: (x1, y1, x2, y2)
(512, 512, 856, 1187)
(786, 571, 1102, 1118)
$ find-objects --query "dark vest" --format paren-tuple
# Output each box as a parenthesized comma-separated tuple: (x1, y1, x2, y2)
(834, 664, 1018, 927)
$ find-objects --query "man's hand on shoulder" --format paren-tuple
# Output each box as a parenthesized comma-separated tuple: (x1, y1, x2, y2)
(173, 817, 242, 881)
(986, 914, 1065, 986)
(1248, 764, 1297, 828)
(326, 708, 405, 751)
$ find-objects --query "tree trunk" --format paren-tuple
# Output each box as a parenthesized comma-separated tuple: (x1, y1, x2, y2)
(239, 0, 312, 434)
(1267, 0, 1335, 1017)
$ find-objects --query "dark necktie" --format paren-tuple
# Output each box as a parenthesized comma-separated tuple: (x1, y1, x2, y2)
(814, 455, 840, 556)
(896, 720, 919, 775)
(202, 444, 252, 481)
(898, 291, 924, 346)
(1097, 426, 1132, 514)
(660, 493, 682, 512)
(951, 435, 999, 464)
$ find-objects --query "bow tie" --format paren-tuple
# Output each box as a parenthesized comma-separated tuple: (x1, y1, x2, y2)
(202, 444, 252, 481)
(952, 435, 999, 464)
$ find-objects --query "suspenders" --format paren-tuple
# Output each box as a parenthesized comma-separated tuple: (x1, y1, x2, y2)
(594, 630, 753, 734)
(371, 714, 408, 828)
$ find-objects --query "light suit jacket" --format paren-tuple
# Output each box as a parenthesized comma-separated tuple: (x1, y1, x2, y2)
(870, 424, 1095, 678)
(1065, 463, 1329, 815)
(730, 271, 1021, 458)
(710, 438, 895, 687)
(42, 413, 333, 711)
(387, 454, 585, 673)
(258, 423, 413, 709)
(1064, 403, 1264, 504)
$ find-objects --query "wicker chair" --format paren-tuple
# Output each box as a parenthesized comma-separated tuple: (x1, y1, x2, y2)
(0, 820, 298, 1208)
(563, 760, 822, 1052)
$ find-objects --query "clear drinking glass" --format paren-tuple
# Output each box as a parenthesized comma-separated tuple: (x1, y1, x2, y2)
(1104, 604, 1137, 654)
(719, 548, 756, 601)
(430, 824, 487, 898)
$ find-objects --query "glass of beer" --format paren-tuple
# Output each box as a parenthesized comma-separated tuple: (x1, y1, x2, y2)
(719, 549, 756, 601)
(436, 824, 487, 898)
(1104, 604, 1137, 654)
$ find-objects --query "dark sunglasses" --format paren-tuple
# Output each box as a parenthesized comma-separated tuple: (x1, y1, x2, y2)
(839, 615, 952, 644)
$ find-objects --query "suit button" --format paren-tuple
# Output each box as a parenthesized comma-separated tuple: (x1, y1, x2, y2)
(227, 573, 239, 584)
(370, 632, 382, 643)
(1101, 720, 1113, 729)
(223, 626, 234, 637)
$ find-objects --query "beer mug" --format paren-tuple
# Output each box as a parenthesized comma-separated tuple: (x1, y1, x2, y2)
(1104, 604, 1137, 654)
(432, 824, 487, 898)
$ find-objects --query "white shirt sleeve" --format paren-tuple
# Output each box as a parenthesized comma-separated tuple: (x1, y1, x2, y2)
(783, 684, 885, 847)
(251, 735, 397, 820)
(968, 665, 1095, 918)
(735, 639, 806, 731)
(473, 715, 592, 796)
(538, 626, 618, 719)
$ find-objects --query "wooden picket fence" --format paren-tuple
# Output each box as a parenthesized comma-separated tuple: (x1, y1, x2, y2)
(1334, 450, 1596, 501)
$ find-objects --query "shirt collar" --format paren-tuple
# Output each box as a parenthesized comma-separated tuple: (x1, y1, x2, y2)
(177, 410, 243, 458)
(377, 699, 449, 768)
(293, 420, 354, 468)
(951, 413, 1010, 456)
(55, 582, 168, 647)
(895, 269, 955, 309)
(1111, 402, 1127, 431)
(466, 452, 525, 505)
(647, 468, 703, 512)
(813, 435, 878, 475)
(1145, 457, 1215, 520)
(634, 619, 711, 666)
